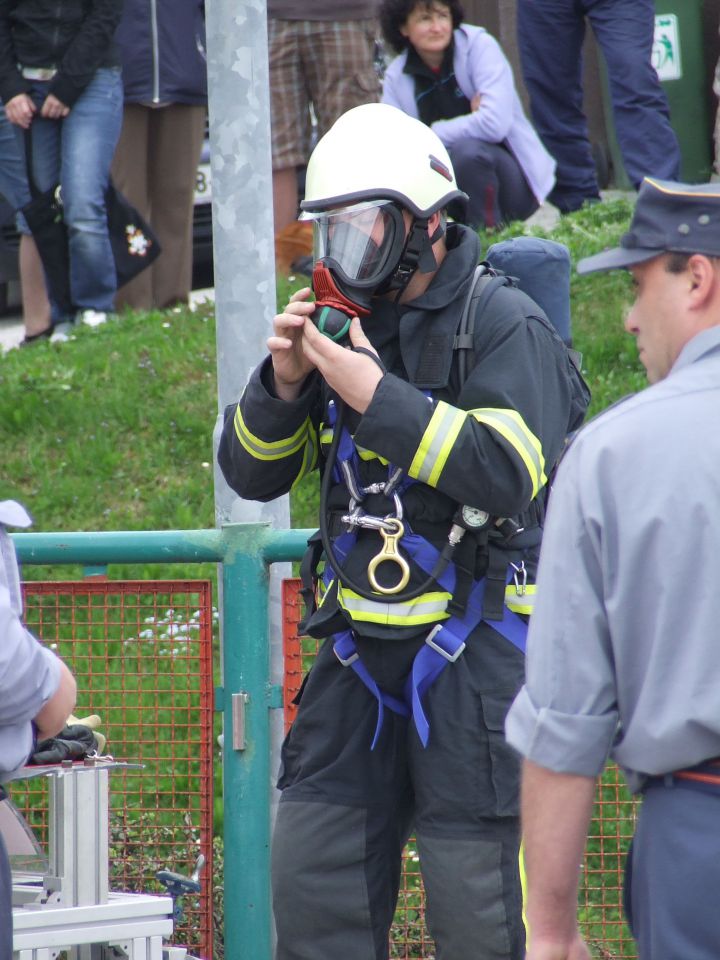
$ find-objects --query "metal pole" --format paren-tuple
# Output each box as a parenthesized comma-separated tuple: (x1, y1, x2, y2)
(204, 2, 289, 953)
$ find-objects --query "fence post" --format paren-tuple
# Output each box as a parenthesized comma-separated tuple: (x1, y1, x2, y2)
(220, 521, 274, 959)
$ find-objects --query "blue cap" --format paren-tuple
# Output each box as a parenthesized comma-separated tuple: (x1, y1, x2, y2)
(577, 178, 720, 275)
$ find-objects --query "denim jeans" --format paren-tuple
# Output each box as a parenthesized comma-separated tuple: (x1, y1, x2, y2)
(0, 106, 31, 210)
(16, 67, 124, 316)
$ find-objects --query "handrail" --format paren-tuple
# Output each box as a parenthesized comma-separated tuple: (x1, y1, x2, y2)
(12, 522, 313, 960)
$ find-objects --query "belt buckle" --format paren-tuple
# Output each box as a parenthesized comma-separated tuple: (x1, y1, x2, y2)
(20, 65, 57, 81)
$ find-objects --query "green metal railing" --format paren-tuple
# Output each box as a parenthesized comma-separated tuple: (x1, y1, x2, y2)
(14, 522, 309, 960)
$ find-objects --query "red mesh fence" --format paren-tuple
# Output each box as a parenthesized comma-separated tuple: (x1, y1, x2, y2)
(281, 577, 639, 959)
(13, 579, 216, 960)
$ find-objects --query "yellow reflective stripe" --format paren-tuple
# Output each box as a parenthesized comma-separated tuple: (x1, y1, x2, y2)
(520, 841, 528, 951)
(291, 422, 319, 488)
(505, 583, 536, 616)
(234, 406, 310, 461)
(356, 444, 389, 466)
(408, 401, 466, 487)
(469, 408, 546, 497)
(320, 427, 333, 446)
(338, 585, 451, 626)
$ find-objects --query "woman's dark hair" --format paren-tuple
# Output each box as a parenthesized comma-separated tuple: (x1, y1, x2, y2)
(379, 0, 465, 55)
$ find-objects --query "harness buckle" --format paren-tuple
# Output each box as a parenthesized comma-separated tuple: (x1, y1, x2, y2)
(425, 623, 466, 663)
(334, 646, 359, 667)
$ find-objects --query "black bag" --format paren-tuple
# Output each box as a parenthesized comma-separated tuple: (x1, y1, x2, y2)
(20, 177, 72, 315)
(105, 181, 162, 288)
(20, 128, 162, 310)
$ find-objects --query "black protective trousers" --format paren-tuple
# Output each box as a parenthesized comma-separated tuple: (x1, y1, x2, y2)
(272, 622, 526, 960)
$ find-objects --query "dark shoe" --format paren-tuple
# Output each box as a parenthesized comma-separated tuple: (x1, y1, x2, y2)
(19, 326, 53, 347)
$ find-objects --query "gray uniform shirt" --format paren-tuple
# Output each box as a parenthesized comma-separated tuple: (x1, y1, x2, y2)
(0, 501, 60, 779)
(506, 326, 720, 793)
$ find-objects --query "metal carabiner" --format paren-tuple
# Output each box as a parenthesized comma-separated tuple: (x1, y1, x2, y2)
(367, 518, 411, 595)
(510, 561, 527, 596)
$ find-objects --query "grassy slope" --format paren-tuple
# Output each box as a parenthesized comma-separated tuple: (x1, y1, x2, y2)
(1, 199, 642, 543)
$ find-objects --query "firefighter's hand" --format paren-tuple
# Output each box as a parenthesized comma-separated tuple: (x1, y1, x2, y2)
(268, 287, 318, 401)
(301, 316, 383, 414)
(5, 93, 36, 128)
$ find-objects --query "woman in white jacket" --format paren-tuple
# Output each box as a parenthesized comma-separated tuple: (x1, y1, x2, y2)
(380, 0, 555, 229)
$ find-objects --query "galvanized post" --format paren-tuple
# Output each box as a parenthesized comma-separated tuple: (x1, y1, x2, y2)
(220, 522, 274, 959)
(204, 0, 288, 953)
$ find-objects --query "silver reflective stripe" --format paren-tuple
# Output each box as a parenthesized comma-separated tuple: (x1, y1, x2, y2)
(409, 402, 465, 486)
(233, 406, 309, 460)
(470, 408, 546, 494)
(338, 586, 450, 626)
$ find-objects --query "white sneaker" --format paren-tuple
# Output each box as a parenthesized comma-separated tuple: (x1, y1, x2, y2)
(50, 321, 73, 343)
(77, 309, 108, 327)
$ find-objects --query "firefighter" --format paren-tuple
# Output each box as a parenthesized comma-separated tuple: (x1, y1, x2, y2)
(218, 102, 588, 960)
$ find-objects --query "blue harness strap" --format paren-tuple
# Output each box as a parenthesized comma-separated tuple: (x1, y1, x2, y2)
(329, 524, 528, 748)
(333, 630, 410, 750)
(323, 399, 529, 748)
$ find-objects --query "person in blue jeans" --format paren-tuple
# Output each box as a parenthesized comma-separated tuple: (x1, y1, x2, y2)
(517, 0, 681, 213)
(0, 0, 124, 337)
(0, 106, 53, 344)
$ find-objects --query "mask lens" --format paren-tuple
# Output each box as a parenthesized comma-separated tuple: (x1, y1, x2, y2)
(312, 203, 399, 284)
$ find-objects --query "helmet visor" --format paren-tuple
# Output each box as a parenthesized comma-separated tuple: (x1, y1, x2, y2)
(307, 201, 405, 286)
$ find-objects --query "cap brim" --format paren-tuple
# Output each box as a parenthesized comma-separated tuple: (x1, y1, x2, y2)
(576, 246, 663, 275)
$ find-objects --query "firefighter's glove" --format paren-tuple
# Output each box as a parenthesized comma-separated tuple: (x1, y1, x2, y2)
(67, 713, 107, 753)
(30, 723, 98, 765)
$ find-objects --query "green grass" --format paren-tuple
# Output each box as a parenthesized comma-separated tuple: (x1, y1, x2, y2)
(0, 198, 645, 537)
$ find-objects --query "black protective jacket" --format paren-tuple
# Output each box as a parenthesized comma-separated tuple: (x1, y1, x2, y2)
(0, 0, 122, 107)
(219, 225, 588, 640)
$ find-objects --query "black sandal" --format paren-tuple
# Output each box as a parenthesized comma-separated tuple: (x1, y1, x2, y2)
(19, 326, 53, 347)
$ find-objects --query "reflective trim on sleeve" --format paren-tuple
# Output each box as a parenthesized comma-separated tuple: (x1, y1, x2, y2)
(468, 408, 547, 497)
(234, 406, 311, 461)
(408, 400, 466, 487)
(337, 585, 451, 626)
(291, 422, 319, 488)
(505, 583, 536, 616)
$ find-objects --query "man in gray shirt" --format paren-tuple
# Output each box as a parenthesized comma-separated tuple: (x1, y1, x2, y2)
(505, 178, 720, 960)
(0, 501, 76, 960)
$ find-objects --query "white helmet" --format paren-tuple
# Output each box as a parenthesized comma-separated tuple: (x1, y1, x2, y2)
(302, 103, 467, 218)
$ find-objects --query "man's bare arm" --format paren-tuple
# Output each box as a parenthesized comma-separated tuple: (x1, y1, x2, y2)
(522, 759, 596, 960)
(33, 660, 77, 741)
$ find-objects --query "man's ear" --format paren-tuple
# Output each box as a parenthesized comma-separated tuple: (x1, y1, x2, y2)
(687, 254, 717, 306)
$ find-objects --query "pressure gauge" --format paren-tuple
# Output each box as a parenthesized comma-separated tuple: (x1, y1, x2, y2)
(460, 505, 490, 529)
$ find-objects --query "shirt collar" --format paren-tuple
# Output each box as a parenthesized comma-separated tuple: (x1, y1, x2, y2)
(402, 40, 455, 81)
(670, 325, 720, 375)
